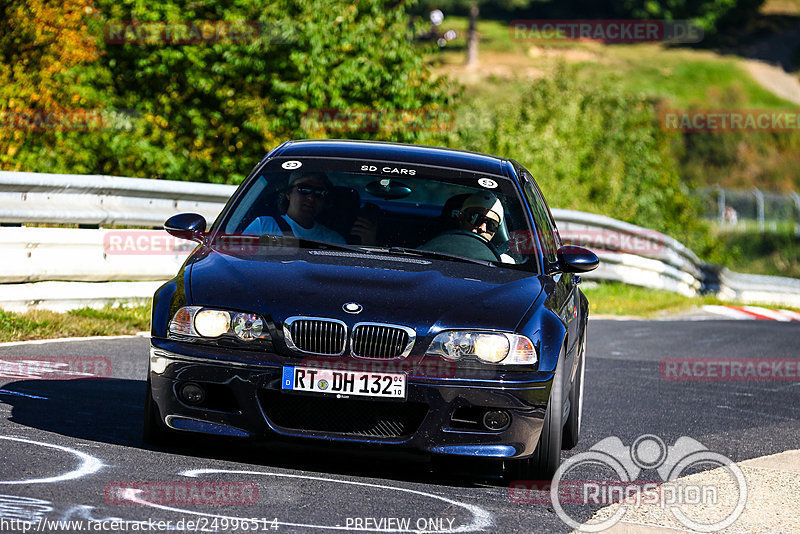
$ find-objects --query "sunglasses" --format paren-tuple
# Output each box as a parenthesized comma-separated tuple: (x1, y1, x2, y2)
(464, 211, 500, 233)
(293, 185, 329, 199)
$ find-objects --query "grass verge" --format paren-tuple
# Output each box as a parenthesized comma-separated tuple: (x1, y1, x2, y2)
(0, 301, 151, 342)
(715, 230, 800, 278)
(583, 281, 799, 317)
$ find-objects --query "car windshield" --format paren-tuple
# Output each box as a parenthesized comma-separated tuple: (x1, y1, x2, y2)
(216, 157, 539, 270)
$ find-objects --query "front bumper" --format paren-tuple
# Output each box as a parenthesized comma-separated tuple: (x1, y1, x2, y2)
(148, 339, 553, 459)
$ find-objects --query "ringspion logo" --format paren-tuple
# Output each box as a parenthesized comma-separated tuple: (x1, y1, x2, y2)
(537, 435, 747, 532)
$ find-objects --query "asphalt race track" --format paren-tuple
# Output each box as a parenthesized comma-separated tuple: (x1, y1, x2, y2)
(0, 319, 798, 533)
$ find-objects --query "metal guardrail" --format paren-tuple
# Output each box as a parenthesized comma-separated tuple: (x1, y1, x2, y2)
(1, 170, 799, 311)
(0, 170, 234, 227)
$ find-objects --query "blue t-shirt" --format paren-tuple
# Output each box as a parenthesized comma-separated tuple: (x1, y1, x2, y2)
(242, 215, 346, 244)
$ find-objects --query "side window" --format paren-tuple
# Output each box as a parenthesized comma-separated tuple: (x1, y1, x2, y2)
(522, 179, 559, 267)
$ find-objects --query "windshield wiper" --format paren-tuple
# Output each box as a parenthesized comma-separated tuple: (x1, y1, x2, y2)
(291, 237, 367, 253)
(365, 246, 496, 267)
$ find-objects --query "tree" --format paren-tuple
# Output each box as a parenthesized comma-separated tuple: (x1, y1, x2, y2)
(0, 0, 102, 171)
(419, 0, 539, 66)
(3, 0, 455, 184)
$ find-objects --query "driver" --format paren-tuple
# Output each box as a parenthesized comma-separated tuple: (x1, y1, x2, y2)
(421, 192, 515, 263)
(458, 192, 504, 241)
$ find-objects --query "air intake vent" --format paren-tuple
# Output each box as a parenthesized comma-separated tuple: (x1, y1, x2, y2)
(283, 317, 346, 355)
(259, 390, 428, 439)
(351, 323, 415, 359)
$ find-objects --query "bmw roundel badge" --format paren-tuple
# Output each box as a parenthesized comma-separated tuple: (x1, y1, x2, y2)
(343, 302, 363, 314)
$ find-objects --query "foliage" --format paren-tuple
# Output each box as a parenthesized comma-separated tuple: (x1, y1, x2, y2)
(2, 0, 455, 184)
(715, 229, 800, 278)
(428, 0, 766, 35)
(438, 65, 713, 253)
(0, 0, 103, 172)
(605, 0, 765, 33)
(671, 86, 800, 191)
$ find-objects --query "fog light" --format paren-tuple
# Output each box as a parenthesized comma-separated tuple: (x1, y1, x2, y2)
(180, 382, 205, 405)
(483, 410, 510, 431)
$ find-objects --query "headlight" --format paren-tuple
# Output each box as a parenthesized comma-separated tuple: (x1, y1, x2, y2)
(169, 306, 270, 341)
(426, 331, 537, 365)
(232, 313, 264, 340)
(194, 309, 231, 338)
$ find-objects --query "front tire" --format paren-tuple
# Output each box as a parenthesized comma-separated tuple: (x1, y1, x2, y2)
(513, 355, 564, 479)
(562, 336, 585, 450)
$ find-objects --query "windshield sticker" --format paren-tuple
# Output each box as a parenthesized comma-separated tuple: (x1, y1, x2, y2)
(478, 178, 498, 189)
(281, 160, 302, 170)
(361, 165, 416, 176)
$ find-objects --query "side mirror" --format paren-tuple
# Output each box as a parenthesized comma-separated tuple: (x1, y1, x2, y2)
(558, 245, 599, 273)
(164, 213, 207, 243)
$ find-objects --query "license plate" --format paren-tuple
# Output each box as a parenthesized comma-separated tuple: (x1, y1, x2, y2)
(281, 366, 406, 399)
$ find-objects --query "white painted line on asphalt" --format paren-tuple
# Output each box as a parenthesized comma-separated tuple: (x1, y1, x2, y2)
(0, 334, 139, 348)
(122, 467, 495, 533)
(0, 436, 103, 484)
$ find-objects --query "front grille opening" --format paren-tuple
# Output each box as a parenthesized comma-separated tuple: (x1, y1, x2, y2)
(259, 390, 428, 439)
(286, 318, 346, 355)
(450, 406, 485, 430)
(352, 324, 411, 359)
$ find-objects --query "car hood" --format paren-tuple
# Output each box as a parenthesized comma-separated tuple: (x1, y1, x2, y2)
(188, 248, 543, 336)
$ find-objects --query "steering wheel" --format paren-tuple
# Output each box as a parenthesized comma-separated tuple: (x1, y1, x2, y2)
(438, 230, 503, 262)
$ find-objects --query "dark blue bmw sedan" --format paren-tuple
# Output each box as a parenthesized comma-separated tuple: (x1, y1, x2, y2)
(145, 140, 598, 477)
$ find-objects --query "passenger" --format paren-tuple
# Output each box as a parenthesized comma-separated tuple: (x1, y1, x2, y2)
(244, 172, 375, 244)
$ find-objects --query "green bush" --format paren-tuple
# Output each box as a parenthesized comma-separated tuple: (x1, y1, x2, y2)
(3, 0, 456, 185)
(439, 65, 717, 256)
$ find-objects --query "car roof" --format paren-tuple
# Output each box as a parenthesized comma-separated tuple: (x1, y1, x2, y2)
(270, 139, 510, 177)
